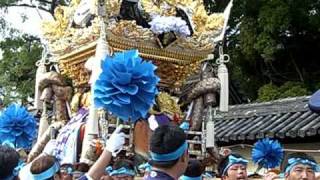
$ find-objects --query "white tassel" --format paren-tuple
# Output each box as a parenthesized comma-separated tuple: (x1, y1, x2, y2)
(218, 63, 229, 112)
(34, 61, 47, 110)
(217, 46, 229, 112)
(206, 106, 215, 148)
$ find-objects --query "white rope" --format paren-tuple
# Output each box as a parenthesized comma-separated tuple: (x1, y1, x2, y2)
(216, 46, 230, 65)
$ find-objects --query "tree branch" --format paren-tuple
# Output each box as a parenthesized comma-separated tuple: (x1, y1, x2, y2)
(37, 0, 52, 4)
(289, 53, 304, 82)
(2, 3, 51, 14)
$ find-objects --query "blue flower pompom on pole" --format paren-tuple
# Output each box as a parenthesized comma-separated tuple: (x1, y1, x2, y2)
(94, 49, 160, 122)
(252, 138, 284, 169)
(0, 104, 36, 149)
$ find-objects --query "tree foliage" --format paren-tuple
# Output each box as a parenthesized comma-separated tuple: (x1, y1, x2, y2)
(257, 82, 309, 102)
(0, 0, 55, 104)
(0, 35, 42, 105)
(225, 0, 320, 102)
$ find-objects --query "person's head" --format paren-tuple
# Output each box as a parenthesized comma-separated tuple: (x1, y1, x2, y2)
(108, 159, 135, 180)
(72, 163, 89, 180)
(59, 164, 73, 180)
(283, 152, 319, 180)
(0, 145, 20, 179)
(218, 153, 248, 180)
(180, 159, 204, 180)
(149, 125, 188, 177)
(57, 163, 89, 180)
(20, 155, 60, 180)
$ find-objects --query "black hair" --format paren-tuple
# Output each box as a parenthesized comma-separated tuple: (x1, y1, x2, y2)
(282, 152, 317, 172)
(184, 160, 204, 177)
(0, 145, 20, 179)
(149, 125, 187, 169)
(60, 163, 74, 176)
(113, 159, 135, 171)
(74, 163, 90, 172)
(217, 153, 246, 177)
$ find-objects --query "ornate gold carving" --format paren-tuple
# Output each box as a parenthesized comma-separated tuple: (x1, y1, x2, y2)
(155, 92, 182, 116)
(42, 0, 224, 87)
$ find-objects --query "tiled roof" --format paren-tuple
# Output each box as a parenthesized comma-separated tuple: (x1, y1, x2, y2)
(214, 96, 320, 142)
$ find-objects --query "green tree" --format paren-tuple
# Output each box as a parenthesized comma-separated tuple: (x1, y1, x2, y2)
(0, 0, 60, 104)
(257, 82, 309, 102)
(224, 0, 320, 102)
(0, 35, 43, 105)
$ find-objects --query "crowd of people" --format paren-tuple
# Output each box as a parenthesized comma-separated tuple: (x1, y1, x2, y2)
(0, 124, 319, 180)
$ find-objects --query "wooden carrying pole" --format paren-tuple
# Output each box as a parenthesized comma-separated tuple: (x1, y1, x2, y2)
(80, 0, 109, 164)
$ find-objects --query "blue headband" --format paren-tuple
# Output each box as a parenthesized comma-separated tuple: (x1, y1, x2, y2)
(138, 162, 152, 172)
(150, 141, 188, 161)
(60, 166, 73, 175)
(222, 155, 248, 176)
(285, 158, 320, 173)
(2, 141, 15, 149)
(180, 175, 202, 180)
(31, 162, 60, 179)
(3, 160, 25, 180)
(106, 166, 113, 174)
(109, 167, 135, 177)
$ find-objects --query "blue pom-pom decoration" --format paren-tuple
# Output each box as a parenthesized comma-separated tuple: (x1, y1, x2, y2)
(0, 104, 36, 149)
(94, 49, 160, 122)
(309, 90, 320, 113)
(252, 138, 284, 169)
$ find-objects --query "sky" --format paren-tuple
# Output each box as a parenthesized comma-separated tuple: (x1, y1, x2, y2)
(1, 6, 53, 37)
(0, 5, 52, 59)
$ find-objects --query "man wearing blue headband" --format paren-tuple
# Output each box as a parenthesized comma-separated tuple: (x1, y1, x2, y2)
(283, 152, 319, 180)
(146, 125, 189, 180)
(19, 155, 61, 180)
(218, 153, 249, 180)
(106, 159, 136, 180)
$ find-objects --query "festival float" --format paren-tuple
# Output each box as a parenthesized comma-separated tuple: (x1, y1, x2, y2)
(26, 0, 233, 172)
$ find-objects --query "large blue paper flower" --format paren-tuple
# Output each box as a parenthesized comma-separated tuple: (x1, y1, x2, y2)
(0, 104, 36, 149)
(252, 138, 284, 169)
(94, 49, 160, 122)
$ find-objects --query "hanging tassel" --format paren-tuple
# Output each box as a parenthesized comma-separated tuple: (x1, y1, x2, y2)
(34, 60, 47, 110)
(206, 106, 215, 148)
(217, 46, 229, 112)
(218, 63, 229, 112)
(214, 0, 234, 112)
